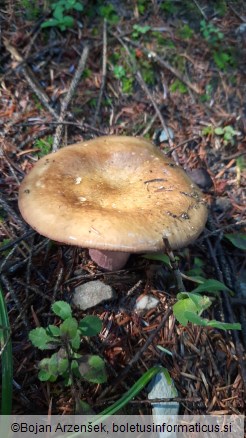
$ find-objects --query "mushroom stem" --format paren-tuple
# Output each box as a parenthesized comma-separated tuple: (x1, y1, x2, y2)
(89, 249, 130, 271)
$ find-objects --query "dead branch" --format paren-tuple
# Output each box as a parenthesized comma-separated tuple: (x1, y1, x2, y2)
(52, 44, 89, 151)
(122, 36, 202, 95)
(93, 19, 107, 126)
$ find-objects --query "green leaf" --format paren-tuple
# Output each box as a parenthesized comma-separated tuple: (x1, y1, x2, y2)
(46, 325, 60, 337)
(189, 293, 211, 310)
(142, 253, 171, 266)
(60, 317, 78, 339)
(74, 3, 83, 11)
(214, 127, 224, 135)
(28, 327, 56, 350)
(61, 16, 74, 28)
(185, 312, 241, 331)
(132, 24, 151, 36)
(78, 355, 107, 384)
(53, 6, 64, 20)
(225, 233, 246, 250)
(173, 298, 198, 326)
(184, 311, 207, 326)
(79, 315, 102, 336)
(113, 65, 126, 79)
(41, 18, 59, 28)
(95, 366, 164, 419)
(52, 301, 72, 320)
(191, 279, 232, 294)
(170, 79, 188, 94)
(38, 369, 53, 382)
(206, 320, 241, 331)
(70, 331, 81, 350)
(174, 293, 212, 326)
(38, 358, 57, 382)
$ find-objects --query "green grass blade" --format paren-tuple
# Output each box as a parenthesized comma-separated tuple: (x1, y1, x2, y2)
(96, 365, 163, 419)
(0, 286, 13, 414)
(66, 365, 164, 438)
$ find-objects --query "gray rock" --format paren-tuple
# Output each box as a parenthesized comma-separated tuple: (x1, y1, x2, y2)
(158, 127, 175, 142)
(134, 295, 159, 313)
(73, 280, 115, 310)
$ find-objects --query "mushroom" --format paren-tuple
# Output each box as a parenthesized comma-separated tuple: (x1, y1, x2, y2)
(18, 136, 208, 270)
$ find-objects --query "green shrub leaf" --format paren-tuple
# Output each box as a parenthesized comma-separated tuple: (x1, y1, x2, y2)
(52, 301, 72, 320)
(225, 233, 246, 250)
(78, 355, 107, 384)
(191, 279, 232, 294)
(60, 317, 78, 339)
(28, 327, 56, 350)
(79, 315, 102, 336)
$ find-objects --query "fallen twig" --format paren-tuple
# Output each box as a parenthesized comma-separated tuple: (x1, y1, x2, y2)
(93, 20, 107, 126)
(52, 44, 89, 151)
(122, 36, 202, 95)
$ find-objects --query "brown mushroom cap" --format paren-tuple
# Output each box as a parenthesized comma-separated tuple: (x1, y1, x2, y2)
(18, 136, 208, 252)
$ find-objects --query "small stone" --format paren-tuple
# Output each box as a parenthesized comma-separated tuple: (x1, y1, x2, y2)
(73, 280, 115, 310)
(155, 127, 174, 143)
(134, 294, 159, 312)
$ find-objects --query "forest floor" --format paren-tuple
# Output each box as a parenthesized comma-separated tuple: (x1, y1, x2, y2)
(0, 0, 246, 416)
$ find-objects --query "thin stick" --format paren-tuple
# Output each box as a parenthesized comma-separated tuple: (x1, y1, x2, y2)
(0, 194, 26, 231)
(122, 36, 201, 95)
(93, 20, 107, 125)
(192, 0, 207, 19)
(115, 35, 180, 165)
(3, 38, 58, 119)
(52, 44, 89, 151)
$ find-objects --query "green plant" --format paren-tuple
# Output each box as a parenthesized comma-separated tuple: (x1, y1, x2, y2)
(212, 50, 234, 70)
(98, 3, 119, 24)
(160, 0, 178, 15)
(202, 125, 238, 145)
(200, 83, 214, 102)
(214, 0, 227, 17)
(170, 79, 188, 94)
(225, 233, 246, 251)
(173, 277, 240, 330)
(29, 301, 107, 384)
(20, 0, 41, 19)
(41, 0, 84, 31)
(200, 20, 235, 70)
(177, 24, 194, 40)
(214, 125, 237, 144)
(136, 0, 149, 15)
(113, 65, 134, 94)
(143, 254, 241, 331)
(34, 135, 53, 157)
(173, 291, 240, 329)
(200, 20, 224, 46)
(0, 287, 13, 414)
(132, 24, 151, 39)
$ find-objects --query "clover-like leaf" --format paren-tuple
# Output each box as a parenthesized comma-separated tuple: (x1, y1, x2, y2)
(28, 327, 57, 350)
(78, 355, 107, 384)
(52, 301, 72, 320)
(60, 317, 78, 340)
(79, 315, 102, 336)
